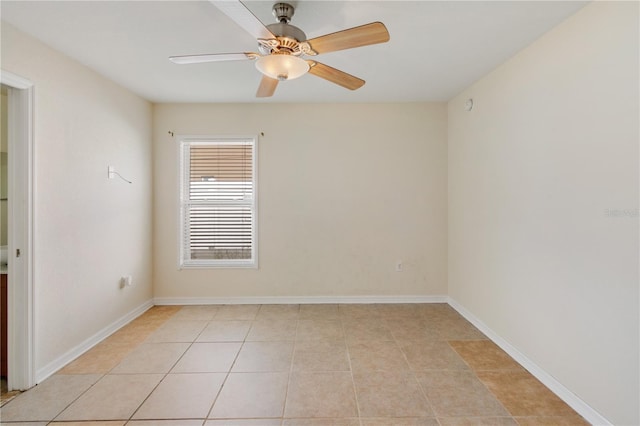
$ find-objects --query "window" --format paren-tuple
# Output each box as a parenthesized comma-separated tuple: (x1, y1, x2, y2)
(179, 136, 257, 268)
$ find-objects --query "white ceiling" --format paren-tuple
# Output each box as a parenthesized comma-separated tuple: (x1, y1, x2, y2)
(1, 1, 588, 103)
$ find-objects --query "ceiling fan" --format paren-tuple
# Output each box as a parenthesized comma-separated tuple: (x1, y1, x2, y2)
(169, 0, 390, 97)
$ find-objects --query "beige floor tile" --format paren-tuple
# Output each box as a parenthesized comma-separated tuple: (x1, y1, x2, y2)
(347, 341, 410, 372)
(353, 371, 433, 418)
(296, 320, 344, 341)
(292, 348, 350, 371)
(377, 303, 426, 319)
(256, 304, 300, 319)
(48, 422, 126, 426)
(207, 420, 281, 426)
(294, 339, 347, 352)
(2, 304, 583, 426)
(58, 342, 136, 374)
(0, 374, 102, 422)
(110, 343, 189, 374)
(338, 304, 380, 319)
(360, 419, 439, 426)
(0, 422, 49, 426)
(416, 370, 508, 417)
(232, 341, 294, 372)
(438, 417, 518, 426)
(449, 340, 523, 371)
(215, 304, 260, 320)
(299, 304, 340, 319)
(129, 314, 170, 326)
(103, 323, 158, 345)
(132, 312, 170, 325)
(514, 416, 590, 425)
(209, 372, 288, 418)
(283, 419, 359, 426)
(477, 371, 578, 417)
(384, 319, 430, 340)
(246, 319, 298, 341)
(56, 374, 163, 421)
(171, 342, 242, 373)
(399, 340, 470, 371)
(146, 320, 208, 343)
(197, 321, 251, 342)
(342, 319, 394, 342)
(171, 305, 220, 321)
(421, 304, 461, 322)
(143, 305, 182, 320)
(0, 422, 48, 426)
(424, 318, 486, 341)
(133, 373, 225, 419)
(284, 372, 357, 418)
(128, 421, 204, 426)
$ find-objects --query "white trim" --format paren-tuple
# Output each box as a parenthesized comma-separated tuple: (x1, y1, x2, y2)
(35, 299, 154, 383)
(1, 70, 36, 391)
(1, 71, 32, 89)
(154, 295, 448, 305)
(447, 297, 612, 426)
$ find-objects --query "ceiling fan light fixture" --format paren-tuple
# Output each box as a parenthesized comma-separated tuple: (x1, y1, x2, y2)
(255, 54, 309, 81)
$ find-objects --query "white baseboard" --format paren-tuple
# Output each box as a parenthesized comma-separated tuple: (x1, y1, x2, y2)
(35, 299, 154, 383)
(153, 295, 448, 306)
(447, 297, 611, 426)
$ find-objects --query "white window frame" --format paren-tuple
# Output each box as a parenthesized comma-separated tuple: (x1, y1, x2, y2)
(178, 135, 258, 269)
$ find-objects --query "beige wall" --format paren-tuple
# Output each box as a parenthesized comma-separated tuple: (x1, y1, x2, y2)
(1, 23, 154, 374)
(448, 2, 639, 424)
(153, 103, 448, 300)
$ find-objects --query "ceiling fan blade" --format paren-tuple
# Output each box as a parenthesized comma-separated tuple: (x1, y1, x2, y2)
(210, 0, 275, 40)
(256, 75, 279, 97)
(169, 52, 257, 64)
(307, 61, 365, 90)
(305, 22, 390, 55)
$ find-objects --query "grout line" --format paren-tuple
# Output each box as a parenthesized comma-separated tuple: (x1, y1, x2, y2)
(280, 310, 299, 422)
(340, 312, 363, 426)
(391, 315, 439, 422)
(203, 326, 248, 420)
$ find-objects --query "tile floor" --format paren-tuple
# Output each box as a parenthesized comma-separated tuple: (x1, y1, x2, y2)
(0, 304, 590, 425)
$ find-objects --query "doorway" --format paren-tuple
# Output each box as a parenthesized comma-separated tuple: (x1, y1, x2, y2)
(0, 71, 35, 393)
(1, 85, 9, 399)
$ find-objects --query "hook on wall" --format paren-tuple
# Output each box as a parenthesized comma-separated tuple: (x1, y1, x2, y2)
(107, 166, 132, 184)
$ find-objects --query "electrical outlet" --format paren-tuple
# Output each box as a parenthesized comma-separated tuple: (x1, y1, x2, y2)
(395, 261, 403, 272)
(108, 166, 115, 179)
(120, 275, 133, 288)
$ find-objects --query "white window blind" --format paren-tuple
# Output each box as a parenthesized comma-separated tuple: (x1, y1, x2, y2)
(179, 137, 257, 268)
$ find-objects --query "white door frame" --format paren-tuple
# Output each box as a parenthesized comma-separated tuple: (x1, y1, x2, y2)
(1, 70, 35, 391)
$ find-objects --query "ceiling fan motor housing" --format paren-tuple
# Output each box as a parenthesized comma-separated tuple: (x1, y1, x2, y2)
(256, 3, 307, 56)
(259, 23, 307, 55)
(272, 2, 294, 23)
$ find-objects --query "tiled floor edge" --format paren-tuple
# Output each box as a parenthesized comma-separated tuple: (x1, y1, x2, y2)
(447, 296, 610, 426)
(34, 298, 154, 383)
(153, 295, 449, 305)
